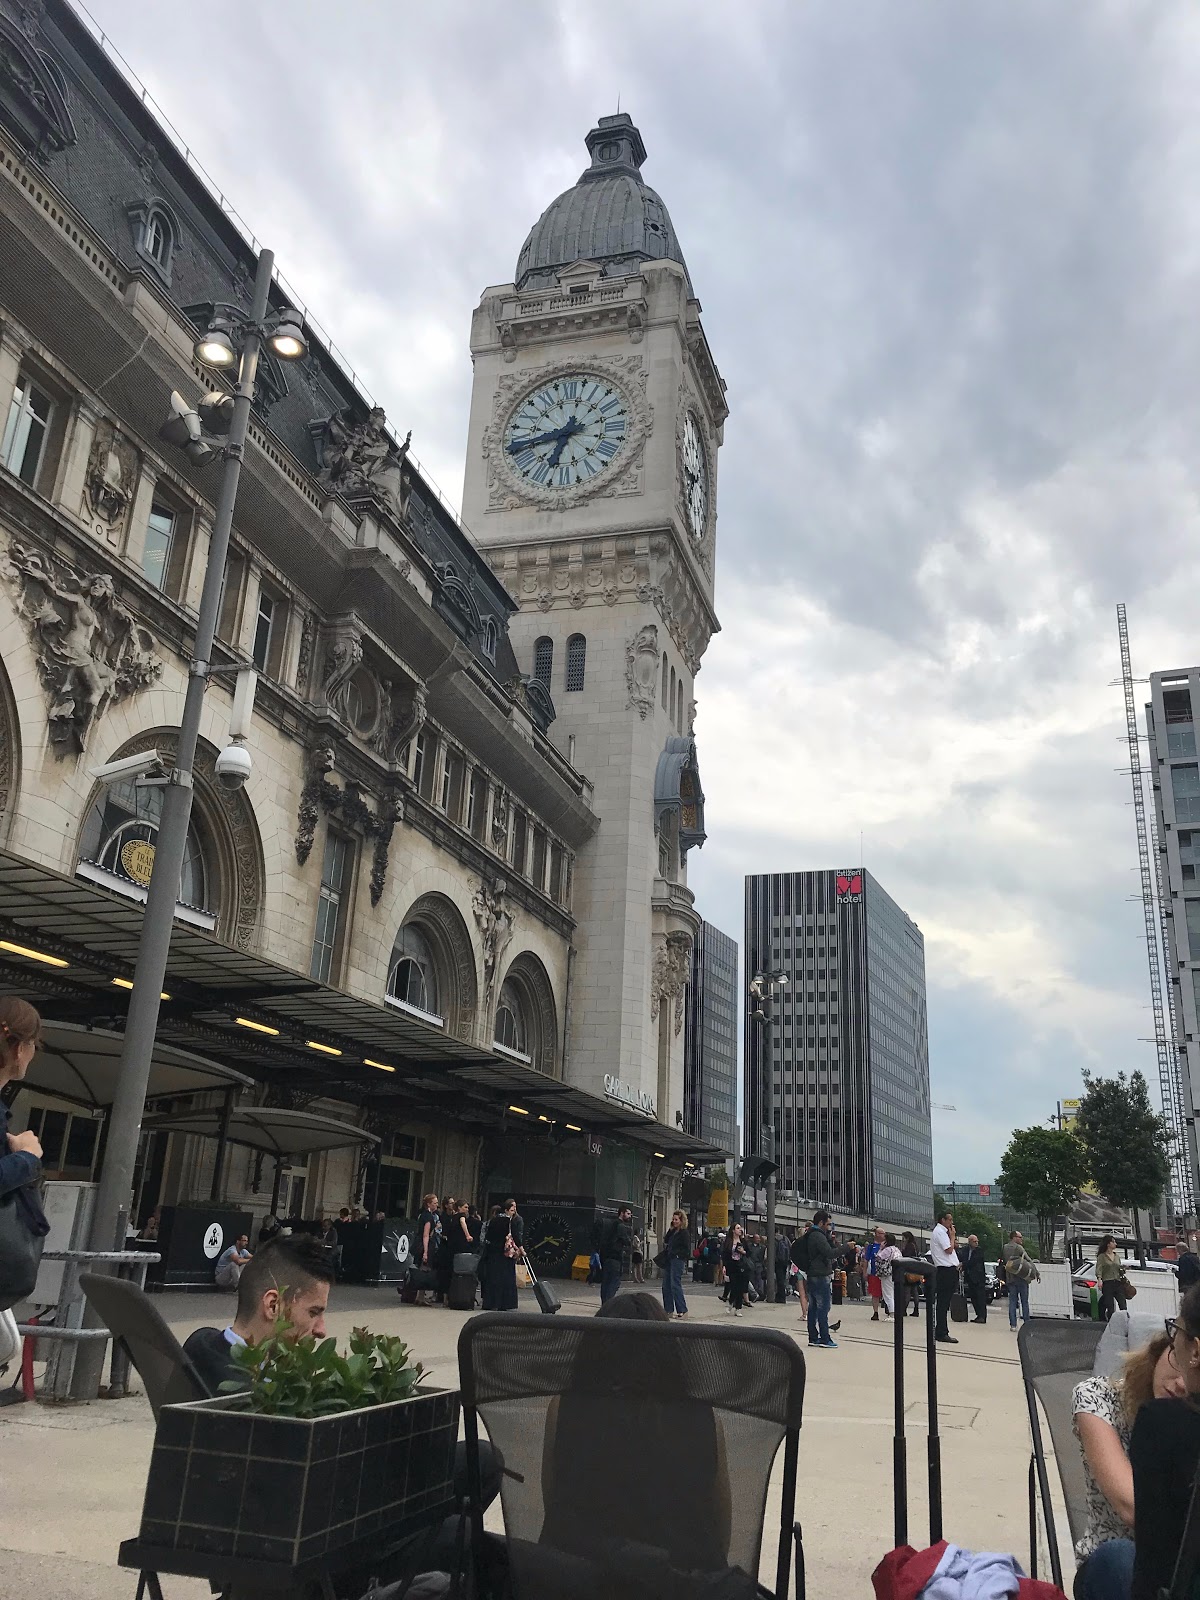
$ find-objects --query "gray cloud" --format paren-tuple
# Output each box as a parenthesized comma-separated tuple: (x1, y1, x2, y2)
(83, 0, 1200, 1179)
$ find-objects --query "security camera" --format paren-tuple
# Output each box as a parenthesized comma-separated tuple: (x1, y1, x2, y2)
(88, 749, 166, 785)
(214, 741, 252, 791)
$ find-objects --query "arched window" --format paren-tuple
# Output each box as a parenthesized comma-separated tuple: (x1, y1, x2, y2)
(481, 617, 498, 662)
(533, 636, 553, 687)
(145, 209, 172, 269)
(670, 666, 677, 726)
(387, 924, 440, 1017)
(565, 633, 586, 693)
(661, 653, 669, 709)
(494, 977, 528, 1057)
(78, 779, 212, 919)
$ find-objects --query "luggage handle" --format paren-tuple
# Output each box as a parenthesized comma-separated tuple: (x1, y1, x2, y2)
(892, 1258, 942, 1551)
(519, 1248, 539, 1285)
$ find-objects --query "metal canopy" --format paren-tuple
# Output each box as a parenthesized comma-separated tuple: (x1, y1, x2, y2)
(139, 1105, 380, 1158)
(0, 849, 724, 1166)
(22, 1019, 253, 1112)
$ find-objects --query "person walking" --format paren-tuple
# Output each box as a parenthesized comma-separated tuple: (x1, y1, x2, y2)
(931, 1208, 961, 1344)
(595, 1204, 633, 1305)
(877, 1233, 901, 1319)
(660, 1209, 691, 1319)
(630, 1229, 644, 1283)
(481, 1198, 522, 1311)
(805, 1210, 838, 1348)
(774, 1230, 791, 1303)
(1002, 1229, 1040, 1329)
(865, 1225, 887, 1322)
(414, 1190, 441, 1308)
(723, 1223, 750, 1316)
(900, 1231, 922, 1317)
(961, 1232, 989, 1324)
(1096, 1234, 1127, 1322)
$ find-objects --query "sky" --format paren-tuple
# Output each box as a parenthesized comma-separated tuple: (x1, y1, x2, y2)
(79, 0, 1200, 1182)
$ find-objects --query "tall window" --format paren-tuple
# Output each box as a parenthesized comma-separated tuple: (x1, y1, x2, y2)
(142, 504, 176, 591)
(78, 778, 211, 912)
(531, 828, 547, 888)
(533, 636, 553, 687)
(661, 653, 669, 709)
(511, 811, 528, 874)
(440, 750, 464, 818)
(565, 633, 586, 692)
(217, 552, 246, 643)
(413, 730, 436, 799)
(549, 842, 565, 903)
(252, 588, 276, 672)
(388, 924, 440, 1015)
(1, 376, 53, 487)
(466, 770, 487, 840)
(145, 209, 172, 269)
(481, 618, 498, 661)
(670, 666, 677, 727)
(494, 977, 528, 1056)
(1174, 764, 1200, 826)
(310, 830, 352, 983)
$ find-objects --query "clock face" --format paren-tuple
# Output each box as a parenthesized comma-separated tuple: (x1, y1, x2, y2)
(503, 375, 629, 491)
(525, 1210, 574, 1271)
(682, 412, 708, 538)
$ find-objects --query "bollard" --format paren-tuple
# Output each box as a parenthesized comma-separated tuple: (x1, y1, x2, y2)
(1090, 1284, 1099, 1320)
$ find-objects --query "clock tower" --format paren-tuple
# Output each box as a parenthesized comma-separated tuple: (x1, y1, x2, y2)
(462, 113, 726, 1154)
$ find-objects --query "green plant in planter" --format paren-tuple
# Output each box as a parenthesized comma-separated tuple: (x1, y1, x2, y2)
(220, 1320, 426, 1417)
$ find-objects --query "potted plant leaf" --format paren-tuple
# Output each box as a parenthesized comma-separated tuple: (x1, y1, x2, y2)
(138, 1323, 459, 1567)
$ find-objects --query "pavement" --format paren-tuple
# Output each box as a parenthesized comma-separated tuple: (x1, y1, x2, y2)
(0, 1283, 1071, 1599)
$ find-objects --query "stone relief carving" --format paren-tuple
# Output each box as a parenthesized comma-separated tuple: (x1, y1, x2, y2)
(0, 541, 161, 754)
(315, 406, 412, 519)
(472, 877, 514, 1026)
(650, 930, 693, 1036)
(490, 786, 509, 852)
(321, 614, 363, 721)
(83, 420, 138, 535)
(369, 681, 426, 768)
(625, 622, 659, 719)
(294, 742, 402, 907)
(481, 353, 652, 514)
(294, 611, 316, 698)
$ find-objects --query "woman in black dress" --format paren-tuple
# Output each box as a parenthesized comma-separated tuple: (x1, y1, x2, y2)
(434, 1195, 457, 1305)
(481, 1198, 523, 1311)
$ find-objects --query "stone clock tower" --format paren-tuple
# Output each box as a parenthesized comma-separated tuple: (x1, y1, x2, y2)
(462, 113, 726, 1152)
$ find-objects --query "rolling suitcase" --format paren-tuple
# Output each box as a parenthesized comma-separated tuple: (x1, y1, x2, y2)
(448, 1270, 477, 1311)
(950, 1284, 969, 1323)
(522, 1250, 560, 1314)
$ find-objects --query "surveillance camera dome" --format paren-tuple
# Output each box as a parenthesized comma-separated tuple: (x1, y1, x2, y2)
(214, 742, 252, 792)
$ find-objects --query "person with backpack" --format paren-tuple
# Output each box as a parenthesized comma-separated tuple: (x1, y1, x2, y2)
(1002, 1229, 1040, 1329)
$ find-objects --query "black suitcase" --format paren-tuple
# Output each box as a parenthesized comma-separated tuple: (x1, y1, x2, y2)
(950, 1290, 968, 1323)
(522, 1251, 560, 1315)
(891, 1258, 943, 1549)
(448, 1270, 477, 1311)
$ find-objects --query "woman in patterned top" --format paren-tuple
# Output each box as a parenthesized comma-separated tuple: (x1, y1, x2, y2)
(1071, 1330, 1185, 1599)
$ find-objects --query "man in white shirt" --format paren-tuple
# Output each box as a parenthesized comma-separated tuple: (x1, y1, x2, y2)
(930, 1210, 960, 1344)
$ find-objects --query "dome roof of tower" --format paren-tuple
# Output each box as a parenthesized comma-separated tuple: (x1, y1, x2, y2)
(515, 113, 691, 293)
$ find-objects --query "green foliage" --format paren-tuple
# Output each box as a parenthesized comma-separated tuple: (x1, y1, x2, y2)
(1073, 1071, 1171, 1214)
(219, 1322, 425, 1418)
(946, 1202, 1003, 1261)
(998, 1126, 1089, 1261)
(706, 1166, 729, 1200)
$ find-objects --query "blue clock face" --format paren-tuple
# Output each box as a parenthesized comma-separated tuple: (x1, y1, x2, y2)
(503, 374, 629, 490)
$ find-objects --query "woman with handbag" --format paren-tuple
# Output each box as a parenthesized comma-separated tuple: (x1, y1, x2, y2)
(0, 999, 48, 1318)
(1097, 1235, 1128, 1322)
(481, 1198, 523, 1311)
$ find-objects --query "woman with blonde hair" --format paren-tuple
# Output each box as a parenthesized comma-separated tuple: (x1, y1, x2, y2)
(1071, 1327, 1186, 1598)
(660, 1208, 691, 1319)
(0, 999, 47, 1343)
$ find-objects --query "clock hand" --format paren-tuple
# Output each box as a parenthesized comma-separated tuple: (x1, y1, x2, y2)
(547, 417, 583, 468)
(507, 427, 566, 455)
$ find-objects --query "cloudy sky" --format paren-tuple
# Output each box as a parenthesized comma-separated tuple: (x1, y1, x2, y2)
(83, 0, 1200, 1180)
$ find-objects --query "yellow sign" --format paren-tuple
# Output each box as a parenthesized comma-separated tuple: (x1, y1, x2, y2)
(707, 1185, 729, 1229)
(120, 839, 156, 886)
(1062, 1098, 1081, 1110)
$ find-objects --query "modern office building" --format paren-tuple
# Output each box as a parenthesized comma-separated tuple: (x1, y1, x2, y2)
(1145, 669, 1200, 1213)
(744, 868, 933, 1227)
(683, 920, 738, 1158)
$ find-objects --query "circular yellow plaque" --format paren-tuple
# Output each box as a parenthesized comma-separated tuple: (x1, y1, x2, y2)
(120, 839, 156, 886)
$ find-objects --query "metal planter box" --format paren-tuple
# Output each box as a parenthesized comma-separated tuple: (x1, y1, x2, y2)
(138, 1387, 459, 1565)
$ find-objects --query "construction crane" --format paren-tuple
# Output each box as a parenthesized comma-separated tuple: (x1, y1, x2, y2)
(1116, 603, 1194, 1219)
(931, 1102, 957, 1112)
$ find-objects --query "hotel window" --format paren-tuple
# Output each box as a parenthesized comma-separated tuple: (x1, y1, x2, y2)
(145, 209, 172, 270)
(141, 502, 183, 594)
(533, 636, 553, 687)
(565, 633, 586, 692)
(661, 653, 669, 709)
(511, 810, 528, 874)
(252, 583, 287, 676)
(440, 750, 464, 819)
(531, 828, 547, 889)
(1, 375, 53, 487)
(549, 842, 565, 902)
(413, 730, 437, 800)
(310, 829, 353, 984)
(481, 617, 498, 662)
(466, 769, 487, 840)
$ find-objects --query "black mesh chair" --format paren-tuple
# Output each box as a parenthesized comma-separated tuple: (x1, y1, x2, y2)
(458, 1311, 807, 1600)
(1017, 1318, 1105, 1591)
(78, 1272, 209, 1417)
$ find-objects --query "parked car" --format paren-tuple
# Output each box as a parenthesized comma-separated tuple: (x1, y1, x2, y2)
(984, 1261, 1002, 1302)
(1071, 1257, 1177, 1315)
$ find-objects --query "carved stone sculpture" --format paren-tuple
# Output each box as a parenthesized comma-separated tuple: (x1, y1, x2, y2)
(650, 930, 693, 1036)
(315, 406, 412, 518)
(294, 742, 401, 906)
(321, 614, 363, 722)
(490, 786, 509, 852)
(83, 420, 137, 531)
(294, 611, 316, 698)
(625, 622, 659, 719)
(472, 877, 514, 1025)
(0, 540, 161, 753)
(370, 681, 426, 768)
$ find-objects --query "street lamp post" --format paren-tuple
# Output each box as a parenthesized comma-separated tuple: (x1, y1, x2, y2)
(750, 969, 788, 1279)
(73, 250, 307, 1396)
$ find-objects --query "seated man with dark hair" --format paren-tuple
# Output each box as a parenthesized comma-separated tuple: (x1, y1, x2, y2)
(183, 1235, 332, 1393)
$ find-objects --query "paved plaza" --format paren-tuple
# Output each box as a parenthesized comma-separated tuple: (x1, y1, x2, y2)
(0, 1284, 1070, 1599)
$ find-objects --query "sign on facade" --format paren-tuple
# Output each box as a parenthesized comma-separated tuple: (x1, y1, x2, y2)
(603, 1074, 656, 1117)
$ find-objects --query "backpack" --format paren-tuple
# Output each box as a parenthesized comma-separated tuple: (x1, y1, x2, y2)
(790, 1231, 811, 1272)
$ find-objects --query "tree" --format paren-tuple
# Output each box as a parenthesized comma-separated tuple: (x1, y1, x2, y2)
(947, 1202, 1003, 1261)
(997, 1126, 1089, 1261)
(1073, 1071, 1171, 1265)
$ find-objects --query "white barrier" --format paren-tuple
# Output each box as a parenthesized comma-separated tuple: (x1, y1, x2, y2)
(1028, 1261, 1074, 1319)
(1122, 1269, 1178, 1319)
